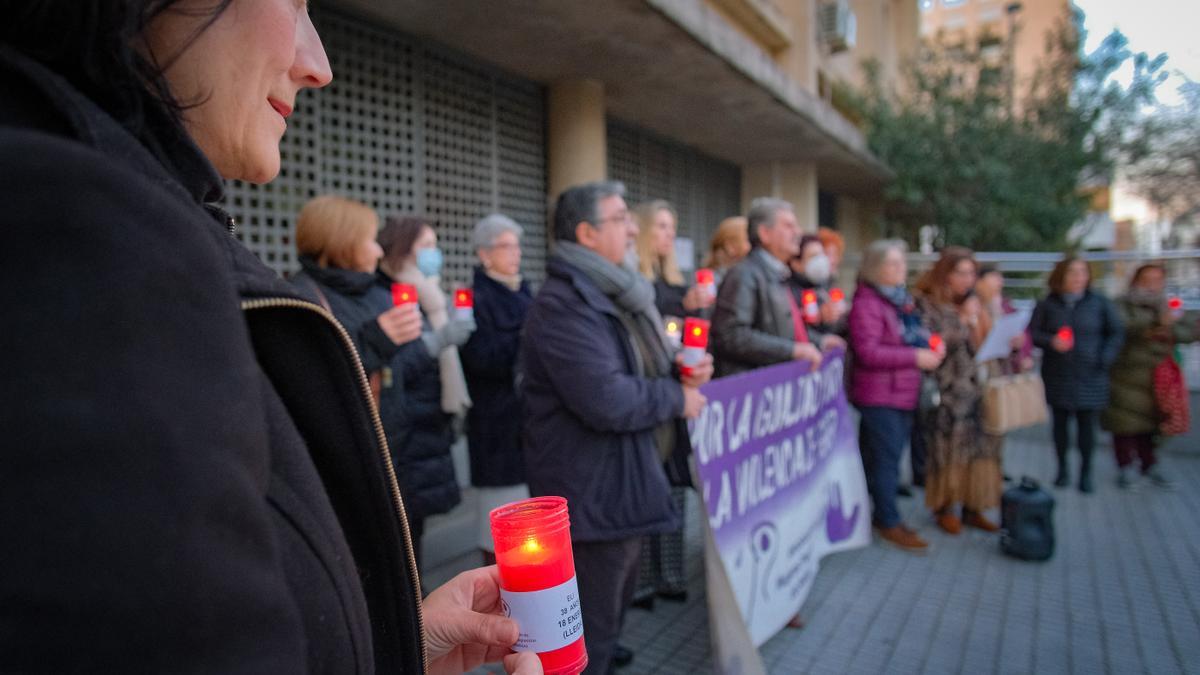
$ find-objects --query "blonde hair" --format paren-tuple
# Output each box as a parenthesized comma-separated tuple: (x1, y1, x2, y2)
(704, 216, 749, 269)
(635, 200, 684, 285)
(295, 195, 380, 270)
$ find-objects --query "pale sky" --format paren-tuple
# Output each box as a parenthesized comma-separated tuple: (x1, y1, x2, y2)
(1075, 0, 1199, 105)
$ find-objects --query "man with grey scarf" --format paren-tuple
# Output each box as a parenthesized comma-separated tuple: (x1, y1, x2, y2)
(520, 181, 712, 674)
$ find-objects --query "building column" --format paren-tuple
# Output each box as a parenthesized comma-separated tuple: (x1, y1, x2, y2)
(740, 161, 819, 232)
(547, 80, 607, 203)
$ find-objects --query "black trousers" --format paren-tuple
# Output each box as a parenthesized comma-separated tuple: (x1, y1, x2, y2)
(910, 414, 927, 487)
(574, 537, 642, 675)
(1052, 407, 1097, 469)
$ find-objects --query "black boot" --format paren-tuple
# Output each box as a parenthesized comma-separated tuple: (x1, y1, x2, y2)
(1053, 449, 1069, 488)
(1078, 448, 1094, 494)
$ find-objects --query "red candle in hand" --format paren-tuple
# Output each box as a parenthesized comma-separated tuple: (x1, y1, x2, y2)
(695, 268, 716, 300)
(490, 497, 587, 675)
(801, 290, 820, 324)
(391, 283, 417, 307)
(1168, 296, 1183, 319)
(928, 332, 944, 354)
(454, 287, 474, 321)
(1057, 326, 1074, 350)
(829, 287, 847, 313)
(680, 318, 710, 377)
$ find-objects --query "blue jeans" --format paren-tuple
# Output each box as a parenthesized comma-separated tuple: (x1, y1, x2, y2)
(858, 406, 914, 529)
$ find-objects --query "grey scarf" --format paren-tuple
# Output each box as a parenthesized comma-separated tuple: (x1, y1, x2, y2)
(555, 241, 674, 376)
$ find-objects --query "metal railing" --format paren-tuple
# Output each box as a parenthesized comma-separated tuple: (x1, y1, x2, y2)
(844, 248, 1200, 299)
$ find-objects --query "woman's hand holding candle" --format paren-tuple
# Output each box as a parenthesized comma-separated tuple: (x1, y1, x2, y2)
(682, 283, 714, 311)
(377, 303, 422, 346)
(422, 566, 545, 675)
(676, 351, 713, 388)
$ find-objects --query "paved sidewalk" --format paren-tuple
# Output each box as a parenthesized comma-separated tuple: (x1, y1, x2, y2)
(449, 395, 1200, 674)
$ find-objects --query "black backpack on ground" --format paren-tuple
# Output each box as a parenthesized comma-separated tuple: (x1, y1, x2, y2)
(1000, 477, 1055, 561)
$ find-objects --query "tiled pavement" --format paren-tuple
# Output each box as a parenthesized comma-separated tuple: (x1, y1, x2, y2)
(446, 395, 1200, 674)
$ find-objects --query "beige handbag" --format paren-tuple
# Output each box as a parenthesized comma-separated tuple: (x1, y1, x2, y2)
(982, 373, 1048, 435)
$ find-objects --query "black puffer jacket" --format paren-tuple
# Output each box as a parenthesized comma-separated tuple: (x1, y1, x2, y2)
(371, 274, 462, 522)
(1030, 289, 1124, 411)
(460, 267, 533, 487)
(0, 47, 425, 673)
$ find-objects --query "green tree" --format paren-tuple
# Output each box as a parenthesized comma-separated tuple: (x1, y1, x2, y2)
(853, 12, 1164, 251)
(1121, 80, 1200, 227)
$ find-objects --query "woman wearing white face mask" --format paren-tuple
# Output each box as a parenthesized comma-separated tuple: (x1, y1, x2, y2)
(788, 234, 844, 349)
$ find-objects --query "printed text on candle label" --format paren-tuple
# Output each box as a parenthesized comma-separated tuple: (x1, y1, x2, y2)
(500, 576, 583, 652)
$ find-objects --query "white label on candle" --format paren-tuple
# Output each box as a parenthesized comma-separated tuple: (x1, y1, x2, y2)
(682, 345, 705, 367)
(500, 575, 584, 653)
(455, 307, 474, 322)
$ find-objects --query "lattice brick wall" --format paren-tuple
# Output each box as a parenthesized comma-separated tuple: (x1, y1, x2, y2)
(606, 119, 742, 269)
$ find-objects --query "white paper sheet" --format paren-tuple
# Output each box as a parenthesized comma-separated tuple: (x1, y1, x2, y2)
(975, 309, 1032, 363)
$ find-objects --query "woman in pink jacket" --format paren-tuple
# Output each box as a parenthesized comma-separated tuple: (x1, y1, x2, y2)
(849, 239, 944, 553)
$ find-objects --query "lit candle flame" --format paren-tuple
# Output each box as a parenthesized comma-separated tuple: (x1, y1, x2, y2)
(521, 538, 542, 555)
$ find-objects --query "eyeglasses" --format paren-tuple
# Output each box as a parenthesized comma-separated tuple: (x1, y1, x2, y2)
(488, 241, 520, 251)
(593, 210, 633, 227)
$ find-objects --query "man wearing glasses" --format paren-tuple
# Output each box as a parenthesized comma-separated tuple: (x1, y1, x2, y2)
(519, 181, 712, 673)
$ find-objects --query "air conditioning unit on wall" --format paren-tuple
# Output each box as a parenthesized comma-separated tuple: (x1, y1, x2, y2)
(819, 0, 857, 54)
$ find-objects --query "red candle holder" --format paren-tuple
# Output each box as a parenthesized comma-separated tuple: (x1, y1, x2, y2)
(928, 332, 944, 354)
(680, 317, 710, 376)
(695, 268, 717, 300)
(391, 283, 418, 307)
(663, 315, 683, 350)
(490, 497, 587, 675)
(1168, 296, 1183, 319)
(454, 287, 474, 322)
(1057, 326, 1074, 350)
(829, 287, 847, 313)
(801, 289, 820, 324)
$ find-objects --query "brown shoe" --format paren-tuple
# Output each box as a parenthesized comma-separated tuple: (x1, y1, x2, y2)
(936, 512, 963, 535)
(877, 525, 930, 553)
(964, 511, 999, 532)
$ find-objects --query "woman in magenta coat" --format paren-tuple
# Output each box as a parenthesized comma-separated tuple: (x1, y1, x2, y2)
(849, 239, 944, 553)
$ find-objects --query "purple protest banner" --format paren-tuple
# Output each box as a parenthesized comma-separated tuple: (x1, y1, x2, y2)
(688, 349, 870, 648)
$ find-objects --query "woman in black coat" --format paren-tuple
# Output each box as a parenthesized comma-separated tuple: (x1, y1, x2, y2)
(634, 199, 715, 319)
(375, 215, 475, 568)
(290, 195, 421, 378)
(460, 215, 534, 563)
(0, 3, 538, 673)
(1030, 256, 1124, 493)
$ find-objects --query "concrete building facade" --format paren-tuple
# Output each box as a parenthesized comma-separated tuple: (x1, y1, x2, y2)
(223, 0, 917, 565)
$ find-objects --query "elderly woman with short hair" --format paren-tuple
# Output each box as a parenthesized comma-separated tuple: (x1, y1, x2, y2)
(848, 239, 944, 552)
(460, 214, 534, 564)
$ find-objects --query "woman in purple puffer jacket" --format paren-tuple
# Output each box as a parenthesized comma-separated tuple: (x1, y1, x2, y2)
(849, 239, 945, 553)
